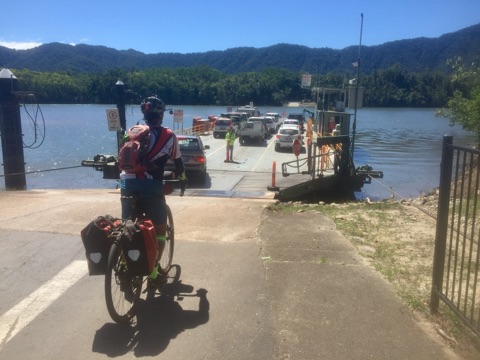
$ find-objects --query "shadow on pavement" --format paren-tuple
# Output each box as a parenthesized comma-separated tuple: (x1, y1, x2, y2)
(91, 265, 210, 357)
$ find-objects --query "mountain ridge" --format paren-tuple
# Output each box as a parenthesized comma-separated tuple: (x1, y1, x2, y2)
(1, 23, 479, 74)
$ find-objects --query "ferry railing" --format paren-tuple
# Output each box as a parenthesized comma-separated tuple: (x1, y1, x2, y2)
(172, 122, 214, 136)
(430, 135, 480, 337)
(281, 135, 350, 178)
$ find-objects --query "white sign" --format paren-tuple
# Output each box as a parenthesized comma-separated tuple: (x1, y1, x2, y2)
(106, 109, 121, 131)
(173, 109, 184, 123)
(301, 74, 312, 87)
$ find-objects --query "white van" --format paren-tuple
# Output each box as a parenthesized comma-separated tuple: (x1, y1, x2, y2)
(213, 117, 233, 138)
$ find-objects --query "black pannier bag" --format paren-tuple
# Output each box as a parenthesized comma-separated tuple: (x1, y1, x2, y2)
(121, 219, 158, 276)
(80, 215, 119, 275)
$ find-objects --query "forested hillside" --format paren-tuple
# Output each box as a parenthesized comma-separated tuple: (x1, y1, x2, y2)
(0, 24, 478, 107)
(0, 24, 479, 74)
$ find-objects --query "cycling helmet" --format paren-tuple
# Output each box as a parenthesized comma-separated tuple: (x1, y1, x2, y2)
(141, 95, 166, 123)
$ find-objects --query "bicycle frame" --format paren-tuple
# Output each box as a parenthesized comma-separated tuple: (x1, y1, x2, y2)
(104, 178, 183, 323)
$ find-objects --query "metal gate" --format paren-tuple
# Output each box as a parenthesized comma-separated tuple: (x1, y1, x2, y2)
(430, 135, 480, 337)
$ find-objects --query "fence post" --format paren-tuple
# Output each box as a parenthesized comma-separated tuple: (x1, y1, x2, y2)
(430, 135, 453, 313)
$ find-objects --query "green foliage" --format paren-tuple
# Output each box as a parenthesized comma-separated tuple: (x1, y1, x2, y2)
(436, 57, 480, 144)
(362, 65, 452, 107)
(5, 24, 479, 107)
(11, 65, 455, 108)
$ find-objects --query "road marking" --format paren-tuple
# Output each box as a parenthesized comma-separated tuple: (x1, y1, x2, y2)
(206, 143, 226, 157)
(252, 138, 275, 171)
(0, 260, 87, 346)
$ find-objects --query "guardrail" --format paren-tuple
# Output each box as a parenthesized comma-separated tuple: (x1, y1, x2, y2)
(172, 122, 215, 136)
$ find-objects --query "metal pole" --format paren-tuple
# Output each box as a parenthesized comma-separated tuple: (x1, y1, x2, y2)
(115, 80, 126, 153)
(0, 69, 27, 190)
(351, 13, 363, 159)
(430, 135, 453, 312)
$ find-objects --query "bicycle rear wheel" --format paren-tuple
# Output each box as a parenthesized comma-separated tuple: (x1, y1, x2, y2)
(158, 205, 174, 274)
(105, 242, 142, 323)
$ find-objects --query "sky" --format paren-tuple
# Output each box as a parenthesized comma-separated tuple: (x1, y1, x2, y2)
(1, 0, 479, 54)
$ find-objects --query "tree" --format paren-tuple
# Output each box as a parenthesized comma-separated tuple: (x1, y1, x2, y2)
(436, 57, 480, 144)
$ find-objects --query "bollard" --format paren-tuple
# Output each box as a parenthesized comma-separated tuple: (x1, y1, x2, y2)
(0, 69, 27, 190)
(267, 161, 279, 191)
(307, 138, 312, 172)
(272, 161, 276, 187)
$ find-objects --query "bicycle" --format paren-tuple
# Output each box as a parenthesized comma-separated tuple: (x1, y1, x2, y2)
(104, 178, 185, 324)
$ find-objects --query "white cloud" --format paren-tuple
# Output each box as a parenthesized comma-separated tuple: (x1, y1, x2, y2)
(0, 41, 43, 50)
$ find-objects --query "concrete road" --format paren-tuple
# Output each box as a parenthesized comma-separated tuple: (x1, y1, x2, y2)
(0, 129, 467, 360)
(0, 191, 277, 359)
(0, 190, 465, 360)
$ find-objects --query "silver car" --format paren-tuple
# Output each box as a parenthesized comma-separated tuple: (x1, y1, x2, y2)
(274, 125, 302, 151)
(165, 135, 210, 184)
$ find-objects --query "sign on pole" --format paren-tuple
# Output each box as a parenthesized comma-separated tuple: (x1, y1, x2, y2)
(301, 74, 312, 88)
(106, 109, 121, 131)
(173, 109, 184, 123)
(292, 138, 302, 157)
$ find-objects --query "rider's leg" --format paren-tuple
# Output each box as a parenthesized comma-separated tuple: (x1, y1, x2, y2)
(155, 223, 167, 258)
(140, 181, 167, 280)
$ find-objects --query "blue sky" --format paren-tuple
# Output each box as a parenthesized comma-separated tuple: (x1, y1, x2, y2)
(1, 0, 479, 53)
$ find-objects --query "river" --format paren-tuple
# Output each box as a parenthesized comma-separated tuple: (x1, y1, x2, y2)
(0, 104, 475, 200)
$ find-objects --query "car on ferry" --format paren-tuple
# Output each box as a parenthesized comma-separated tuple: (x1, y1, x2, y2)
(282, 118, 301, 130)
(265, 112, 281, 123)
(246, 116, 269, 138)
(263, 116, 277, 134)
(220, 112, 248, 129)
(288, 112, 305, 131)
(165, 135, 210, 184)
(213, 117, 234, 138)
(274, 125, 303, 152)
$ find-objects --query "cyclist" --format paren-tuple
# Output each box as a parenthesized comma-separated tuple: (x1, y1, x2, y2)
(119, 95, 186, 286)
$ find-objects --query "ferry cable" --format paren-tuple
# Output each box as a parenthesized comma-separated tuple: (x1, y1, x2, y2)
(367, 175, 437, 221)
(0, 165, 84, 178)
(22, 99, 46, 149)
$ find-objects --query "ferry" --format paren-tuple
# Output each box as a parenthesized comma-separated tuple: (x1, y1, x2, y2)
(236, 104, 259, 117)
(272, 87, 382, 202)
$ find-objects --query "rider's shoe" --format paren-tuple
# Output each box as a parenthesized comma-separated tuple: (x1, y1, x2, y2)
(147, 274, 167, 289)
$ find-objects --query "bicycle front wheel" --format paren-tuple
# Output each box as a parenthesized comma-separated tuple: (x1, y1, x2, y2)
(158, 205, 174, 274)
(105, 242, 142, 323)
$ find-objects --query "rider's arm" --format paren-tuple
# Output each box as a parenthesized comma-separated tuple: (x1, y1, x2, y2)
(171, 133, 186, 179)
(174, 157, 185, 179)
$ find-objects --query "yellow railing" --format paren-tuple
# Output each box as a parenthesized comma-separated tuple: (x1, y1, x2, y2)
(172, 122, 215, 136)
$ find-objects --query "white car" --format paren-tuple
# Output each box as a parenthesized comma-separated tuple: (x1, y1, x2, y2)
(265, 112, 281, 123)
(263, 116, 277, 134)
(281, 119, 300, 130)
(274, 125, 303, 151)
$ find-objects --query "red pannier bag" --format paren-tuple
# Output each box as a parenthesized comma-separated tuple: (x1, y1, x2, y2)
(80, 215, 120, 275)
(121, 219, 159, 276)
